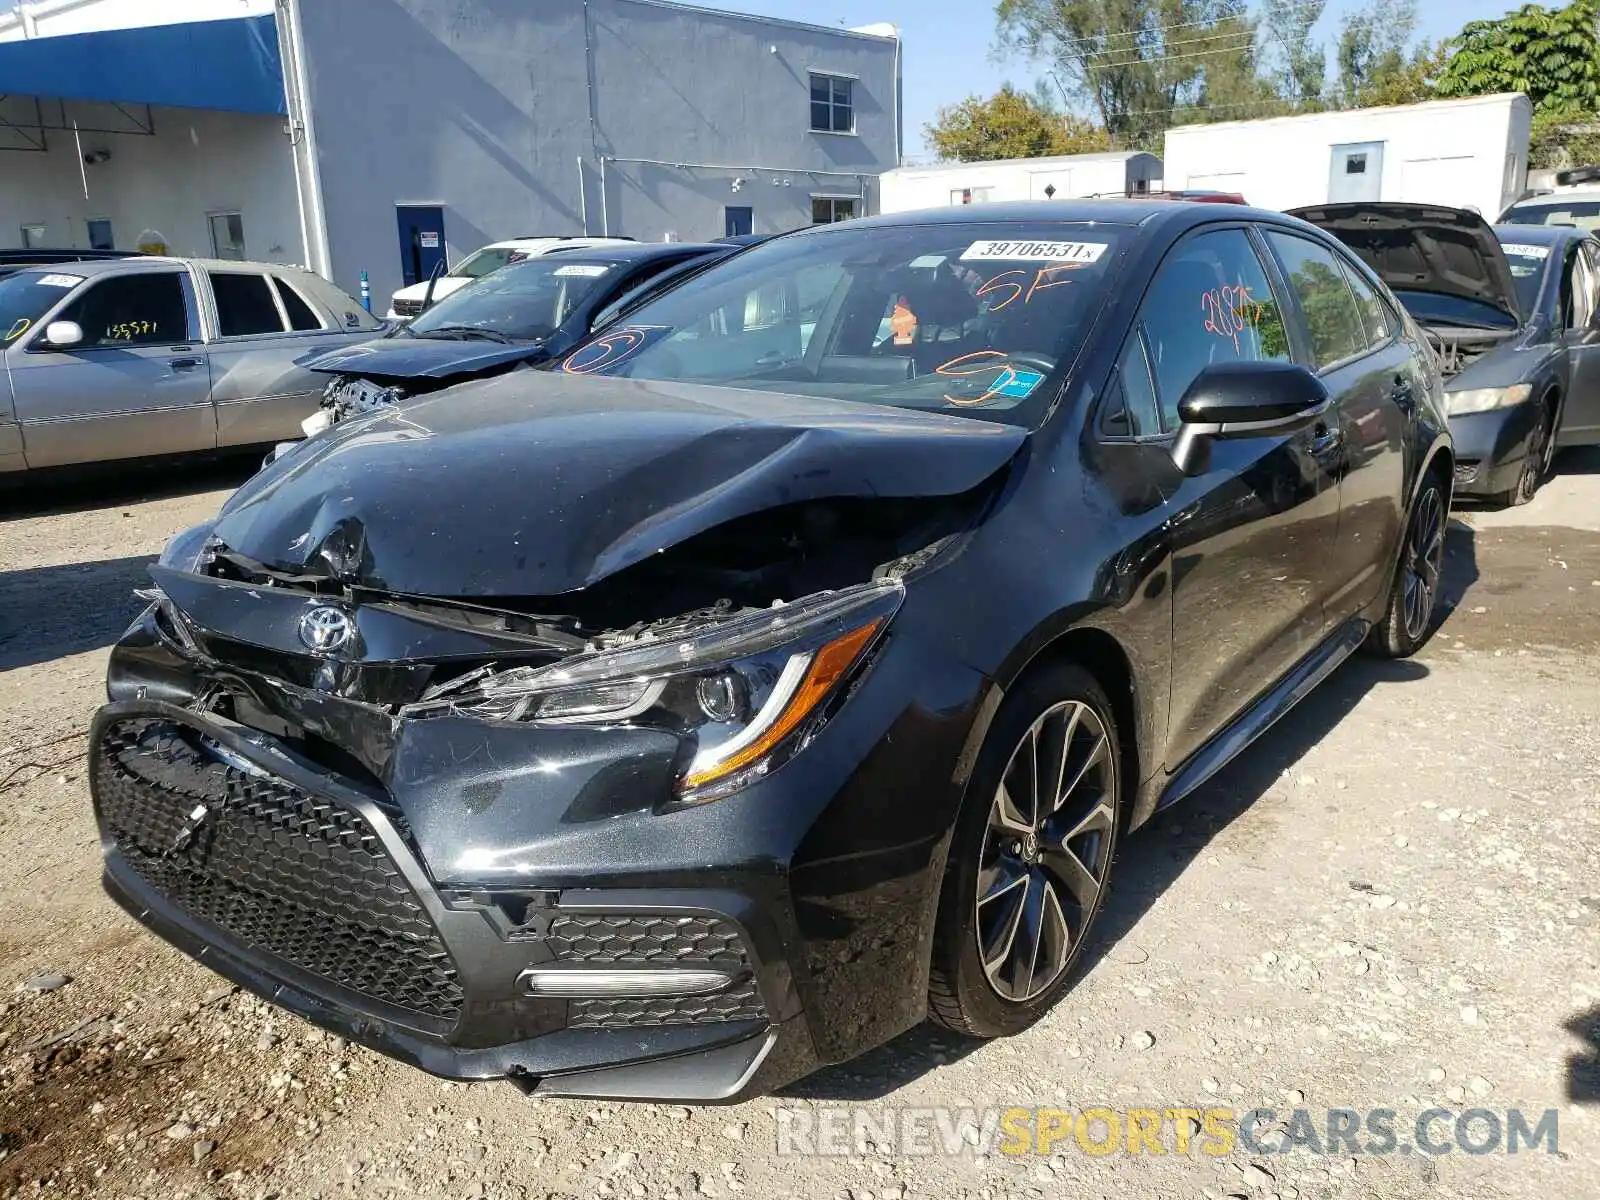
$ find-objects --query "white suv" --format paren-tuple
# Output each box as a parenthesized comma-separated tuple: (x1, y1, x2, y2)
(387, 235, 635, 319)
(1498, 166, 1600, 230)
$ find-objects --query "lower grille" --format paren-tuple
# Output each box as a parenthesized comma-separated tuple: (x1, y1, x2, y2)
(94, 717, 463, 1023)
(392, 298, 423, 317)
(570, 985, 765, 1029)
(547, 913, 768, 1029)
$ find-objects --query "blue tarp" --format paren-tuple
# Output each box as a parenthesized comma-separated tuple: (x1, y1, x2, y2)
(0, 15, 284, 115)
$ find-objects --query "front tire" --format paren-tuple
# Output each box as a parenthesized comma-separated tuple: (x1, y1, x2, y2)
(1500, 396, 1557, 507)
(928, 661, 1120, 1038)
(1367, 475, 1447, 658)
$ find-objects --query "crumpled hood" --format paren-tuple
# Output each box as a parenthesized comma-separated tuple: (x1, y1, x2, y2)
(302, 337, 544, 381)
(1288, 202, 1522, 325)
(213, 372, 1028, 596)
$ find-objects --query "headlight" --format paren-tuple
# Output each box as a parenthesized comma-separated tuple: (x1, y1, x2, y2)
(406, 579, 904, 802)
(1446, 383, 1531, 415)
(157, 522, 218, 574)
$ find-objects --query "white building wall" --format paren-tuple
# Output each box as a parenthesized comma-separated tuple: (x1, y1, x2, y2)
(880, 153, 1161, 213)
(0, 0, 269, 41)
(1162, 94, 1531, 216)
(0, 105, 300, 259)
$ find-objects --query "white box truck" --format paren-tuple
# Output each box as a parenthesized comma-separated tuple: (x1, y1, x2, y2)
(1161, 93, 1532, 216)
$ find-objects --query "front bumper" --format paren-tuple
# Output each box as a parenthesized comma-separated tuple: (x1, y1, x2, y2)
(1445, 398, 1540, 497)
(91, 601, 988, 1100)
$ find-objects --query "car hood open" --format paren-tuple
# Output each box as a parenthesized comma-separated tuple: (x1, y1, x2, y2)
(1288, 202, 1522, 325)
(212, 372, 1028, 596)
(302, 337, 545, 381)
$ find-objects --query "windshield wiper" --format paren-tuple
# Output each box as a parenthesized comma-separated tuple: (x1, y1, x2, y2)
(416, 325, 515, 343)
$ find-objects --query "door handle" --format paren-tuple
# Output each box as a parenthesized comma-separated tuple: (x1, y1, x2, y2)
(169, 357, 203, 370)
(1309, 422, 1344, 455)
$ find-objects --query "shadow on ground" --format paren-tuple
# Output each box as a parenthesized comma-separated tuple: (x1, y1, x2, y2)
(0, 455, 256, 521)
(786, 530, 1483, 1101)
(0, 554, 155, 670)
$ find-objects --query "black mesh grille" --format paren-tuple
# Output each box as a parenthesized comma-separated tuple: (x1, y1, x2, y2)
(547, 914, 767, 1029)
(392, 298, 424, 317)
(546, 914, 748, 963)
(94, 718, 462, 1023)
(569, 982, 766, 1029)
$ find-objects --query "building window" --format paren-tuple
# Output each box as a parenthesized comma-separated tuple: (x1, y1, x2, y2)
(209, 212, 246, 261)
(811, 196, 857, 224)
(950, 187, 993, 206)
(810, 73, 854, 134)
(87, 219, 114, 250)
(20, 224, 46, 249)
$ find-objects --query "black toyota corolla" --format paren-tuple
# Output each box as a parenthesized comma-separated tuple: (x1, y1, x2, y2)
(91, 201, 1452, 1103)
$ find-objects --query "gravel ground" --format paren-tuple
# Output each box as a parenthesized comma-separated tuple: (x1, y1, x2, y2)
(1, 451, 1596, 1200)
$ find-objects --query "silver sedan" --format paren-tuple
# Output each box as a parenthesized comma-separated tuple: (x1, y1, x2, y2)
(0, 257, 380, 474)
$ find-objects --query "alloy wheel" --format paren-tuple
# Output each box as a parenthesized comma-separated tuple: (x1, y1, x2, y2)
(1515, 405, 1555, 504)
(1402, 486, 1445, 641)
(975, 700, 1116, 1002)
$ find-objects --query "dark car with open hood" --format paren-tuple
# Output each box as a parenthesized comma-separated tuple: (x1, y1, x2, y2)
(1292, 203, 1600, 504)
(92, 201, 1452, 1103)
(293, 240, 733, 437)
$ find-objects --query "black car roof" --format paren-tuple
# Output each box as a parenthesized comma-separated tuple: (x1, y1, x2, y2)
(1491, 223, 1585, 246)
(532, 241, 726, 267)
(835, 198, 1262, 234)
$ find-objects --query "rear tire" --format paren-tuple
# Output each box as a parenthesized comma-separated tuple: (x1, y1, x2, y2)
(1366, 475, 1447, 658)
(928, 661, 1121, 1038)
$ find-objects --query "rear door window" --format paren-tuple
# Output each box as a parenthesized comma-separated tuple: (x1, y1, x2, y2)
(209, 272, 286, 337)
(272, 277, 324, 331)
(58, 273, 191, 347)
(1264, 232, 1369, 369)
(1337, 259, 1393, 349)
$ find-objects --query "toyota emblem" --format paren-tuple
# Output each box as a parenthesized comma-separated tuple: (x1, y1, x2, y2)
(298, 605, 354, 655)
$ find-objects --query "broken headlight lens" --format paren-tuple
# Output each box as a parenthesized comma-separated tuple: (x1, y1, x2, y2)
(408, 579, 904, 801)
(157, 521, 218, 575)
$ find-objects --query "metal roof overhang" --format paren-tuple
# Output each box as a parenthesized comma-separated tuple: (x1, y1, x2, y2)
(0, 14, 284, 115)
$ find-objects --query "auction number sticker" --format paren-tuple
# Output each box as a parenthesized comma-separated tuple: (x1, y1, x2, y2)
(1500, 243, 1550, 259)
(35, 273, 83, 288)
(554, 264, 610, 277)
(960, 240, 1107, 264)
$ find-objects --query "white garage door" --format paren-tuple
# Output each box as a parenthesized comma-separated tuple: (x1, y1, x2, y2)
(1399, 156, 1476, 208)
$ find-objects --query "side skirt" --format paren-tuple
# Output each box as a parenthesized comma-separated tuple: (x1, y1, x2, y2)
(1155, 617, 1370, 811)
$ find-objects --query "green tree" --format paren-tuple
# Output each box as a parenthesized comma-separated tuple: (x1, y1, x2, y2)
(995, 0, 1268, 147)
(926, 85, 1113, 161)
(1336, 0, 1420, 108)
(1262, 0, 1328, 109)
(1434, 0, 1600, 115)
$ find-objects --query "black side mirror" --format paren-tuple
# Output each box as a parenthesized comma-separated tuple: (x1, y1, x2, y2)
(1171, 360, 1331, 476)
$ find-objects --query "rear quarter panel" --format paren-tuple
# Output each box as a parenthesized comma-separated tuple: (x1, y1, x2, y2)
(207, 329, 376, 447)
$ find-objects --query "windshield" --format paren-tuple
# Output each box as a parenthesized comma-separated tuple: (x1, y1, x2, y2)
(0, 268, 82, 346)
(405, 259, 619, 342)
(556, 221, 1126, 425)
(1501, 200, 1600, 231)
(1499, 239, 1553, 316)
(451, 247, 524, 279)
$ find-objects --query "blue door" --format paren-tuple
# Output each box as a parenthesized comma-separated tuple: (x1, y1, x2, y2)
(724, 206, 753, 238)
(396, 206, 446, 288)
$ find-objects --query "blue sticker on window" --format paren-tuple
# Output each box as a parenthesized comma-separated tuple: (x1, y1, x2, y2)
(993, 369, 1044, 399)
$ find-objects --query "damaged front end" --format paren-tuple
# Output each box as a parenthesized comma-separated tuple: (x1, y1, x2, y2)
(93, 458, 1005, 1098)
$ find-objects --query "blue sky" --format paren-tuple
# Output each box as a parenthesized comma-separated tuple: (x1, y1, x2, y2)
(713, 0, 1522, 157)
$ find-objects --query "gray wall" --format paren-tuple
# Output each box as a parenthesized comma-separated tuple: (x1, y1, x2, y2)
(296, 0, 899, 300)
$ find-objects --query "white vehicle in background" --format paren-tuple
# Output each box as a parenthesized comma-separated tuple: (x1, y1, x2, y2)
(386, 235, 636, 319)
(1498, 165, 1600, 229)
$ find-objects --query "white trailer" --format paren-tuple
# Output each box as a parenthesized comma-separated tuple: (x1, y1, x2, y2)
(879, 151, 1162, 213)
(1161, 93, 1532, 216)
